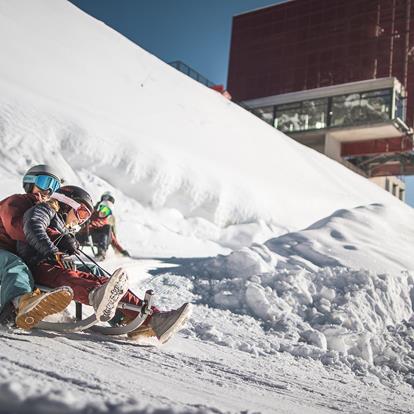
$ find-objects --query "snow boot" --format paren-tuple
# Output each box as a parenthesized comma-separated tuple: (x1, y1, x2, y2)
(129, 303, 191, 344)
(127, 324, 155, 341)
(88, 268, 128, 322)
(95, 247, 106, 262)
(15, 287, 73, 330)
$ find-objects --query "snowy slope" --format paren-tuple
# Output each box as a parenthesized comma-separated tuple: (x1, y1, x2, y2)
(1, 1, 414, 413)
(0, 0, 407, 256)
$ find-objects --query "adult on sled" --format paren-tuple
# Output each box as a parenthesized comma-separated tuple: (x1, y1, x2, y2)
(18, 186, 190, 343)
(77, 191, 129, 260)
(0, 164, 73, 329)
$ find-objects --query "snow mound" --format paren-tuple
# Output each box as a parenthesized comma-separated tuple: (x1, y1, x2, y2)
(174, 203, 414, 274)
(156, 204, 414, 384)
(265, 202, 414, 274)
(170, 265, 414, 384)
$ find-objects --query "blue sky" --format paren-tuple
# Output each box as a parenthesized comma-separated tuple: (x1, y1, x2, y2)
(69, 0, 277, 86)
(69, 0, 414, 207)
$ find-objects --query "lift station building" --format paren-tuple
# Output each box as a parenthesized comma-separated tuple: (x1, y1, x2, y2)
(227, 0, 414, 201)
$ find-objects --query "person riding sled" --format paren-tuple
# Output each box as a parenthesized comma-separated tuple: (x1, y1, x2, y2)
(0, 164, 73, 329)
(17, 185, 190, 343)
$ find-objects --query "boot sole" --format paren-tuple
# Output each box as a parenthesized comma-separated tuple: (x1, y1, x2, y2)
(95, 268, 129, 322)
(16, 287, 73, 330)
(127, 325, 155, 341)
(158, 303, 192, 344)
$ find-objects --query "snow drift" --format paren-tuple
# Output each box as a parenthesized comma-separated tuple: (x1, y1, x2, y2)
(162, 202, 414, 385)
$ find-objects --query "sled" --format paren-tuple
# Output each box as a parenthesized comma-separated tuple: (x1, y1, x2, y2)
(34, 284, 154, 335)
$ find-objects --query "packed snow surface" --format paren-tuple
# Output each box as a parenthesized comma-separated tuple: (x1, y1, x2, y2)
(0, 0, 414, 413)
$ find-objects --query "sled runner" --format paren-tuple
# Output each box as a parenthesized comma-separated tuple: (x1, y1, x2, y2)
(34, 284, 154, 335)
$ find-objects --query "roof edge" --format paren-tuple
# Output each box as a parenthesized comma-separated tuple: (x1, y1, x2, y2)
(233, 0, 293, 18)
(242, 77, 401, 108)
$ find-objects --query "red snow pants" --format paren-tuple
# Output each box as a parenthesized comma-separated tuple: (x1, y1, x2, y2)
(32, 262, 158, 320)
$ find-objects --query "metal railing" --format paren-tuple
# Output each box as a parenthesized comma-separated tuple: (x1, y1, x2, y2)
(169, 60, 215, 88)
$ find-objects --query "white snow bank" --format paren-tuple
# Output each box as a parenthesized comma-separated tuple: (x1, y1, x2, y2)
(265, 202, 414, 274)
(165, 265, 414, 384)
(177, 203, 414, 274)
(156, 203, 414, 384)
(0, 0, 407, 257)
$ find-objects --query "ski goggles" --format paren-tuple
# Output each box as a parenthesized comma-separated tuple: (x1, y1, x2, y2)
(52, 193, 92, 224)
(74, 204, 92, 224)
(97, 204, 112, 217)
(23, 174, 61, 193)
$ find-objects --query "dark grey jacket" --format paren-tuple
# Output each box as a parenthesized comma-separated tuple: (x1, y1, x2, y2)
(17, 202, 68, 267)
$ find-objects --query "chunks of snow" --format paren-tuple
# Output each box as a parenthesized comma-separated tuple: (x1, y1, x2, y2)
(161, 203, 414, 384)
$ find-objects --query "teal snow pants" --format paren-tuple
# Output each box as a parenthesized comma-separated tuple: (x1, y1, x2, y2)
(0, 249, 34, 313)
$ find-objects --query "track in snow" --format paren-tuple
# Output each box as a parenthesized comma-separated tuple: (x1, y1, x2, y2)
(0, 319, 412, 414)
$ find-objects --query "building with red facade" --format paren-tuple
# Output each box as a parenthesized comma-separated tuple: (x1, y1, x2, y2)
(228, 0, 414, 200)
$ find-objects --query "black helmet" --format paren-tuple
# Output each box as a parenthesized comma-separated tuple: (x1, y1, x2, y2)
(22, 164, 62, 193)
(100, 191, 115, 204)
(56, 185, 94, 213)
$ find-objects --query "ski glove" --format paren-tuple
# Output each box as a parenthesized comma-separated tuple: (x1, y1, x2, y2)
(57, 234, 79, 255)
(54, 253, 77, 271)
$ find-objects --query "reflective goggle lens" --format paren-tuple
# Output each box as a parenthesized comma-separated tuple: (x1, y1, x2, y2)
(98, 205, 112, 217)
(36, 175, 61, 192)
(24, 174, 61, 193)
(75, 205, 91, 224)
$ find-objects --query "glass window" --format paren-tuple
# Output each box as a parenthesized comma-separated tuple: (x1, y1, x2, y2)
(361, 90, 391, 122)
(274, 102, 302, 132)
(331, 89, 392, 127)
(395, 93, 406, 120)
(301, 99, 328, 130)
(274, 98, 328, 132)
(252, 106, 274, 126)
(254, 88, 397, 133)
